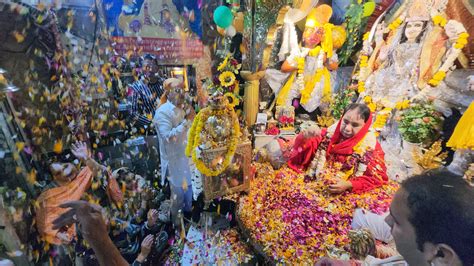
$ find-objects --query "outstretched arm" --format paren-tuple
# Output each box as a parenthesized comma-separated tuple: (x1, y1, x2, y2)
(71, 142, 106, 176)
(72, 142, 123, 203)
(53, 201, 129, 266)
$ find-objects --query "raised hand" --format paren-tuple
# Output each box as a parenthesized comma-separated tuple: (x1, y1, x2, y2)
(302, 125, 322, 139)
(71, 141, 91, 161)
(52, 200, 106, 244)
(139, 234, 154, 259)
(147, 209, 159, 227)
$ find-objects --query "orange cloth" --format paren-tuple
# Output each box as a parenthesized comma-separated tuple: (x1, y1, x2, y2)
(35, 167, 123, 244)
(36, 167, 93, 245)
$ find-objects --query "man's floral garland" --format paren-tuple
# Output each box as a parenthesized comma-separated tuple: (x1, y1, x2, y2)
(185, 105, 240, 177)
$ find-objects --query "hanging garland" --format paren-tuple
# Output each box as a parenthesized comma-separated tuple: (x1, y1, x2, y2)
(185, 104, 240, 177)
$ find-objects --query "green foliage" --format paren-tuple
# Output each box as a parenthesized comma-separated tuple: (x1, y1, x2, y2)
(331, 89, 356, 120)
(338, 0, 369, 65)
(398, 104, 443, 144)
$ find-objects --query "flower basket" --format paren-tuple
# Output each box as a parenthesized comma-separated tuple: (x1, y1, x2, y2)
(201, 141, 252, 203)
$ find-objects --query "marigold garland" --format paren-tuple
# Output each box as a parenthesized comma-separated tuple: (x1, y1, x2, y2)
(387, 17, 403, 31)
(427, 14, 469, 86)
(395, 100, 410, 110)
(372, 108, 392, 132)
(186, 105, 241, 177)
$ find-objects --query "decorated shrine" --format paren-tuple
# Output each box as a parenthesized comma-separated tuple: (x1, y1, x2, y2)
(0, 0, 473, 265)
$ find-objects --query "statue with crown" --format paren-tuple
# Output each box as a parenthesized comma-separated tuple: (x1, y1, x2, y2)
(264, 1, 347, 119)
(354, 0, 470, 181)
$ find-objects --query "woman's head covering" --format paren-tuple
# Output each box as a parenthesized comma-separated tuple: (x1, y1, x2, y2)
(327, 112, 373, 155)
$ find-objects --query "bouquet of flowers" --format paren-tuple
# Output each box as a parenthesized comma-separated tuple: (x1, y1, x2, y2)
(398, 103, 443, 144)
(213, 54, 241, 95)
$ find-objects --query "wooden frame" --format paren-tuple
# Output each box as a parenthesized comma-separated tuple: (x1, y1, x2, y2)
(201, 141, 252, 203)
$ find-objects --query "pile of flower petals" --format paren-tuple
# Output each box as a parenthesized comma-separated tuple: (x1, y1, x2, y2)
(239, 163, 399, 264)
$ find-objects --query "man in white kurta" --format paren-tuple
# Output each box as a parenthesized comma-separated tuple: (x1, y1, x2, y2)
(153, 78, 194, 228)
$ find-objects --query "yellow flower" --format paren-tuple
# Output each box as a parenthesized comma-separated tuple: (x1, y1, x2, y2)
(368, 102, 376, 112)
(432, 15, 447, 27)
(456, 38, 468, 45)
(388, 18, 403, 31)
(224, 92, 239, 107)
(458, 32, 470, 39)
(217, 55, 230, 72)
(395, 100, 410, 110)
(357, 82, 365, 93)
(362, 32, 370, 41)
(219, 71, 236, 87)
(432, 71, 446, 81)
(363, 95, 373, 103)
(428, 79, 441, 86)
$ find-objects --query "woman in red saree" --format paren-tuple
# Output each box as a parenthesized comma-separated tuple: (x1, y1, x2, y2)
(289, 103, 388, 193)
(239, 104, 397, 262)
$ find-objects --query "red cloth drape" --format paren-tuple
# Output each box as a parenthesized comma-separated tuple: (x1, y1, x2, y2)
(288, 113, 388, 193)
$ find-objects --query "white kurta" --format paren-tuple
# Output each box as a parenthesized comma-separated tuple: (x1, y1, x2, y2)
(153, 101, 192, 187)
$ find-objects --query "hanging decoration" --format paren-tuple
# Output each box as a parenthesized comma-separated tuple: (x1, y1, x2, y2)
(338, 0, 371, 65)
(214, 5, 234, 29)
(362, 1, 376, 18)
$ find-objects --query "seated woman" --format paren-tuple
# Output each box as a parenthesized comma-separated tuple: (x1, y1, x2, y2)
(289, 103, 388, 193)
(239, 103, 397, 263)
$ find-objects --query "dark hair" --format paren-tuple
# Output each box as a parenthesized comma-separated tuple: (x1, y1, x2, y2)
(399, 21, 428, 44)
(143, 54, 158, 66)
(343, 103, 371, 122)
(401, 170, 474, 265)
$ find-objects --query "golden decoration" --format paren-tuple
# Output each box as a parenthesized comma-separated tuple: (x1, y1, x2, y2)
(349, 229, 376, 260)
(413, 140, 448, 170)
(464, 163, 473, 187)
(317, 109, 335, 128)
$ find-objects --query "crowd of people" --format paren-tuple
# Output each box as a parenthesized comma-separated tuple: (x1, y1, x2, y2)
(26, 54, 201, 265)
(36, 98, 473, 265)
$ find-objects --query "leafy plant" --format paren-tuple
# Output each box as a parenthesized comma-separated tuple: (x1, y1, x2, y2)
(398, 104, 443, 144)
(331, 88, 356, 120)
(338, 0, 370, 65)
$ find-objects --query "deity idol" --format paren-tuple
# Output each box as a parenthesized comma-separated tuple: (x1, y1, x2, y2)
(359, 0, 468, 109)
(356, 0, 469, 181)
(362, 19, 426, 106)
(265, 4, 346, 114)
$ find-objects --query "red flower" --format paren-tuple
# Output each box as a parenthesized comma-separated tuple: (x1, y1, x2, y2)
(278, 115, 294, 124)
(265, 126, 280, 135)
(231, 59, 239, 66)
